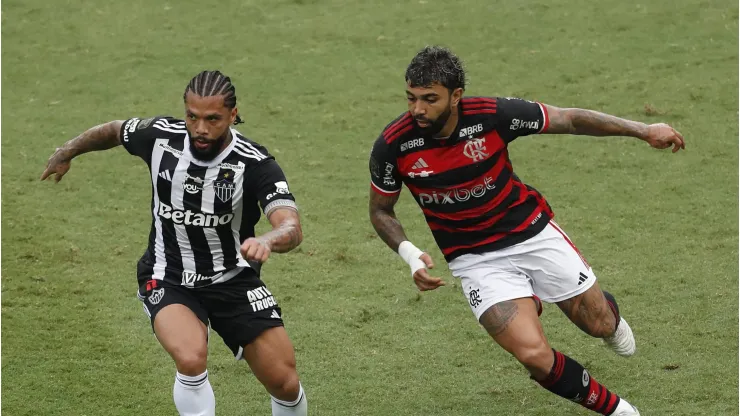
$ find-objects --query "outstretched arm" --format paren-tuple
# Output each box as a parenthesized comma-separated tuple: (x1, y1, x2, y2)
(543, 104, 685, 152)
(40, 120, 124, 182)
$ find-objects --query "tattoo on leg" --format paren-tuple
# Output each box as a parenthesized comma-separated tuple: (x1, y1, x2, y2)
(479, 301, 519, 337)
(558, 294, 613, 337)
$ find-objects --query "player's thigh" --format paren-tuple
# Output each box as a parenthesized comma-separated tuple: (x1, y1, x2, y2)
(513, 221, 597, 304)
(449, 252, 539, 321)
(139, 279, 209, 373)
(479, 297, 553, 379)
(203, 274, 285, 358)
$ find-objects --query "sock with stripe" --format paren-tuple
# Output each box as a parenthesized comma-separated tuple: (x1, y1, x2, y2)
(173, 370, 215, 416)
(271, 383, 307, 416)
(536, 350, 621, 415)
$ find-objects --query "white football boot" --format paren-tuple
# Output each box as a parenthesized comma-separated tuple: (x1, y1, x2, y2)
(603, 317, 636, 357)
(611, 398, 641, 415)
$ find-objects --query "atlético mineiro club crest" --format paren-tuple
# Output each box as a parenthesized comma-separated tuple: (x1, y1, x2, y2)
(214, 169, 236, 202)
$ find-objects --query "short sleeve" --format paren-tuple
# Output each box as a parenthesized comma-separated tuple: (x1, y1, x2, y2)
(120, 116, 181, 161)
(246, 156, 297, 216)
(494, 98, 549, 143)
(369, 135, 401, 196)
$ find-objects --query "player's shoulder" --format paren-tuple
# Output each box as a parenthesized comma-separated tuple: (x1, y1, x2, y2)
(122, 116, 187, 141)
(231, 129, 274, 165)
(457, 96, 503, 136)
(379, 111, 415, 145)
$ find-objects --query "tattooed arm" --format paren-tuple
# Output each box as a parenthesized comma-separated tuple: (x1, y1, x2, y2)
(241, 207, 302, 263)
(368, 190, 408, 252)
(263, 207, 303, 253)
(41, 120, 124, 182)
(369, 189, 445, 290)
(543, 104, 685, 152)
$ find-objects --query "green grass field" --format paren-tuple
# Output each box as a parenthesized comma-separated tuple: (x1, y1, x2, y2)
(2, 0, 738, 414)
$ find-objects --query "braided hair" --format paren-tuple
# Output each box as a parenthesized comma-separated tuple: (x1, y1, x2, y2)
(183, 70, 244, 124)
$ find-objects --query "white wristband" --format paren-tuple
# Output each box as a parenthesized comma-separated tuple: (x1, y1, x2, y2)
(398, 241, 426, 276)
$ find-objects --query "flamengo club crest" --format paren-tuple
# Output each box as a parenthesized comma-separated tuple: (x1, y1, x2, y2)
(463, 138, 488, 162)
(214, 169, 236, 202)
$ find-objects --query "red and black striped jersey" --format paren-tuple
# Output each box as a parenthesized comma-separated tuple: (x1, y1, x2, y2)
(369, 96, 554, 261)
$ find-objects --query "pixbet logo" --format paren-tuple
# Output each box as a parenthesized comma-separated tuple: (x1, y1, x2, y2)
(417, 176, 495, 206)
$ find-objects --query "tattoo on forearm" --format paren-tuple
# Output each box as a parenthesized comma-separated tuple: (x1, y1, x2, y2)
(479, 301, 519, 337)
(262, 218, 302, 253)
(548, 108, 648, 139)
(369, 191, 408, 252)
(63, 121, 123, 158)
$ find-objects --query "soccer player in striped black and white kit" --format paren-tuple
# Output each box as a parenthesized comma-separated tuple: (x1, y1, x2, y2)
(369, 47, 685, 416)
(42, 71, 308, 416)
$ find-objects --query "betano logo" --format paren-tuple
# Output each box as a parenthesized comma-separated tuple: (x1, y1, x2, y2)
(158, 203, 233, 226)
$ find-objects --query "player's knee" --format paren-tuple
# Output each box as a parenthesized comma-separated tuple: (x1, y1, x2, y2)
(174, 347, 208, 376)
(264, 363, 300, 401)
(513, 345, 553, 378)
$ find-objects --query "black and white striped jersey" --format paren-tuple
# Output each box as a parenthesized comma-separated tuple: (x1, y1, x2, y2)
(120, 116, 297, 288)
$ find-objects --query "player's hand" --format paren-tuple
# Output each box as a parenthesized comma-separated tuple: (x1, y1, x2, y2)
(40, 147, 73, 182)
(412, 253, 446, 291)
(241, 237, 272, 263)
(644, 123, 685, 153)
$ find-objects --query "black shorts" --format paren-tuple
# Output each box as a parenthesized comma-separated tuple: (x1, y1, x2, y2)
(137, 269, 283, 358)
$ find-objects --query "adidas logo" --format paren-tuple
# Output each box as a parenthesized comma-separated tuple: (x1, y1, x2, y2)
(158, 170, 172, 181)
(412, 158, 429, 170)
(578, 272, 589, 285)
(270, 310, 281, 319)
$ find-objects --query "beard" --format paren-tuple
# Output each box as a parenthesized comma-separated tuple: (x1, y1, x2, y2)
(415, 106, 452, 137)
(188, 131, 229, 161)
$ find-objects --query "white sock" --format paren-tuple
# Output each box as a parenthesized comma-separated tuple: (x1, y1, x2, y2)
(271, 383, 307, 416)
(173, 370, 216, 416)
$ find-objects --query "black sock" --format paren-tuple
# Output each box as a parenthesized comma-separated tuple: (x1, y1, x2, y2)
(536, 349, 621, 415)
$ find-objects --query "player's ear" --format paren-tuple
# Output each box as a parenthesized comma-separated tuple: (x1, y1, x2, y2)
(450, 88, 463, 107)
(230, 107, 238, 124)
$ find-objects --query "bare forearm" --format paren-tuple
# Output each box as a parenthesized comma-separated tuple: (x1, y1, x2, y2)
(61, 121, 123, 159)
(370, 208, 409, 252)
(547, 107, 649, 139)
(260, 218, 302, 253)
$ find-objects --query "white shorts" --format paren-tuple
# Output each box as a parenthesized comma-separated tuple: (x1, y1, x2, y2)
(448, 221, 597, 321)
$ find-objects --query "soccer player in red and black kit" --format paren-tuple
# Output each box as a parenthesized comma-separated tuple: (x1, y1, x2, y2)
(369, 46, 685, 416)
(42, 71, 308, 416)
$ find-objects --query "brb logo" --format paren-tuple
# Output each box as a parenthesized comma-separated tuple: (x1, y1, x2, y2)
(459, 123, 483, 137)
(463, 138, 488, 162)
(417, 176, 496, 206)
(158, 202, 234, 226)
